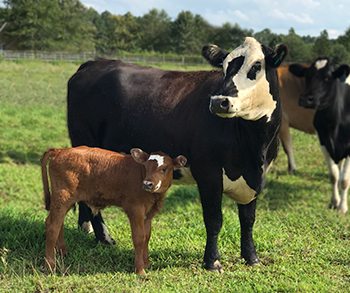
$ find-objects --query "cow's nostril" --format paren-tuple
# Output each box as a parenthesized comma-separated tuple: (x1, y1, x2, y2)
(220, 98, 229, 109)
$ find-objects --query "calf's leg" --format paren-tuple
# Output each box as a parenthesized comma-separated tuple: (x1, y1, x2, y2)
(45, 208, 67, 270)
(143, 219, 152, 269)
(128, 211, 146, 274)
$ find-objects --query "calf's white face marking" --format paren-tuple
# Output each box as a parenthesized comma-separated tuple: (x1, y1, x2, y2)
(148, 154, 164, 167)
(214, 37, 276, 122)
(315, 59, 328, 70)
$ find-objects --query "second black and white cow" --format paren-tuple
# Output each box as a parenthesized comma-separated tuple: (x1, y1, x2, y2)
(67, 37, 287, 272)
(289, 57, 350, 214)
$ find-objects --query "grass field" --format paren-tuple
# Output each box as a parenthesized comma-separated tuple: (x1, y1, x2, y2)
(0, 60, 349, 292)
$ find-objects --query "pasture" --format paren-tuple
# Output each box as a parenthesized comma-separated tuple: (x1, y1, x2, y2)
(0, 60, 349, 292)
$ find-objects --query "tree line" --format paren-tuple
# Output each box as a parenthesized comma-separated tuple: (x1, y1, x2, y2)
(1, 0, 350, 64)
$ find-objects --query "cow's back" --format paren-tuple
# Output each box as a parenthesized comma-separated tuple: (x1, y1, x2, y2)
(67, 59, 222, 156)
(278, 63, 316, 134)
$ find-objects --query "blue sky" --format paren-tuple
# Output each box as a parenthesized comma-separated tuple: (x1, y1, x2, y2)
(82, 0, 350, 39)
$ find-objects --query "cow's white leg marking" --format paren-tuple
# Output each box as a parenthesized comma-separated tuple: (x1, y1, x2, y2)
(148, 155, 164, 167)
(81, 221, 94, 234)
(338, 157, 350, 214)
(320, 145, 340, 208)
(102, 222, 115, 244)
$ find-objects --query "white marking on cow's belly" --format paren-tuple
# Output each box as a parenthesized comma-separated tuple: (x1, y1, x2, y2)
(172, 167, 196, 185)
(148, 155, 164, 167)
(315, 59, 327, 70)
(223, 173, 257, 204)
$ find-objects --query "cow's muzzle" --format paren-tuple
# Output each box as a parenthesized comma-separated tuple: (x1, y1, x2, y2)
(298, 94, 316, 109)
(209, 96, 239, 117)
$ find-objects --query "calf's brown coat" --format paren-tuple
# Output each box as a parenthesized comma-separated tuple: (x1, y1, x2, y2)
(41, 146, 186, 274)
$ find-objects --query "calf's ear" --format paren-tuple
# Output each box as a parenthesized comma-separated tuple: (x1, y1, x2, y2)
(202, 45, 229, 68)
(265, 44, 288, 68)
(333, 64, 350, 80)
(173, 155, 187, 170)
(289, 63, 308, 77)
(131, 148, 150, 164)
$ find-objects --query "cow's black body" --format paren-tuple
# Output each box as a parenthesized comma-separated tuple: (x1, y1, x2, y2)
(67, 38, 287, 271)
(290, 58, 350, 213)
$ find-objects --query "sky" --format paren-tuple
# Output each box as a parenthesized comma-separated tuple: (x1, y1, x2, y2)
(82, 0, 350, 39)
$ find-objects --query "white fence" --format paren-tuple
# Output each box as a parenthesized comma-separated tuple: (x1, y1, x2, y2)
(0, 50, 206, 65)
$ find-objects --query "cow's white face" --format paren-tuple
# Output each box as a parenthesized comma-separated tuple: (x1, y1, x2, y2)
(206, 37, 287, 122)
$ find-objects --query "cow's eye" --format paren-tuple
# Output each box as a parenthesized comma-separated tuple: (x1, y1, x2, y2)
(247, 61, 261, 80)
(161, 167, 167, 174)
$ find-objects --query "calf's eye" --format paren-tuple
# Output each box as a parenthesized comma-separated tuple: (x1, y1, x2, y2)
(161, 167, 167, 174)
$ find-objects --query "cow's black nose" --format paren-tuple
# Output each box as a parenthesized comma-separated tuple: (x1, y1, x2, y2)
(142, 181, 153, 190)
(210, 97, 229, 113)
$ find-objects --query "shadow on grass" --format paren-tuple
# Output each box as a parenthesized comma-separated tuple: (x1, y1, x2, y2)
(0, 212, 204, 276)
(0, 150, 44, 165)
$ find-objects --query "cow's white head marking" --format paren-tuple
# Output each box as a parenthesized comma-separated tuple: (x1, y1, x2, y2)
(204, 37, 287, 122)
(315, 59, 328, 70)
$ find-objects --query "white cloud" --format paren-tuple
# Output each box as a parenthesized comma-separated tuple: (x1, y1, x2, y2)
(232, 10, 249, 22)
(271, 9, 314, 24)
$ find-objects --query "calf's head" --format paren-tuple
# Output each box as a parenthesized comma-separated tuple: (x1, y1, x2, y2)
(289, 57, 350, 109)
(202, 37, 287, 121)
(130, 148, 187, 193)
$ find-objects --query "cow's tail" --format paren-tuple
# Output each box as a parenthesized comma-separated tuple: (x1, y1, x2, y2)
(41, 148, 58, 211)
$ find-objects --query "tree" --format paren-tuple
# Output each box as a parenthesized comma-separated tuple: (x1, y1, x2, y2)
(105, 12, 140, 53)
(2, 0, 95, 51)
(211, 22, 253, 51)
(171, 11, 211, 54)
(281, 28, 314, 63)
(137, 9, 172, 53)
(313, 30, 332, 58)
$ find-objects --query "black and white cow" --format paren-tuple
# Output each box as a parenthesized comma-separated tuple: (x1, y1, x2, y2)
(67, 37, 287, 272)
(289, 57, 350, 214)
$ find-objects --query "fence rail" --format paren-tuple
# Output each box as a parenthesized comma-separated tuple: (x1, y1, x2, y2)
(0, 50, 206, 65)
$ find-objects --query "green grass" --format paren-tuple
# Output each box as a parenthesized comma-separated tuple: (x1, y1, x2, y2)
(0, 60, 350, 292)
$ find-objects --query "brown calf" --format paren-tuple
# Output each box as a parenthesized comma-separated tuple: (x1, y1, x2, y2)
(41, 146, 187, 274)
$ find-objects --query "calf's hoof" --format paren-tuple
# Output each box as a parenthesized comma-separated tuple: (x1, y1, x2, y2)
(44, 258, 56, 271)
(205, 260, 224, 274)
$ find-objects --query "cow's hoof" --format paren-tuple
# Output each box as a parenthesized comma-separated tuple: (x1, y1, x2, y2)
(206, 260, 224, 274)
(246, 257, 261, 266)
(97, 238, 117, 246)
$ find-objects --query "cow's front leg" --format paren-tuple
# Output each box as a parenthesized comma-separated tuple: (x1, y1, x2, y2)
(195, 173, 224, 273)
(238, 198, 260, 265)
(78, 201, 116, 246)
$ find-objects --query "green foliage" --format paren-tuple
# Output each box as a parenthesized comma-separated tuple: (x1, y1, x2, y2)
(0, 60, 350, 292)
(3, 1, 350, 64)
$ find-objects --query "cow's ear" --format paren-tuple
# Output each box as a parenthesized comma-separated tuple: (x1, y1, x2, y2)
(172, 155, 187, 170)
(131, 148, 149, 164)
(202, 45, 229, 68)
(265, 44, 288, 68)
(289, 63, 308, 77)
(333, 64, 350, 80)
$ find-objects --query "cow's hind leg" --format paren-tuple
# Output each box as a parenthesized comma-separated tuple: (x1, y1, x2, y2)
(238, 199, 260, 265)
(279, 115, 296, 175)
(78, 201, 116, 246)
(320, 146, 341, 209)
(338, 157, 350, 214)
